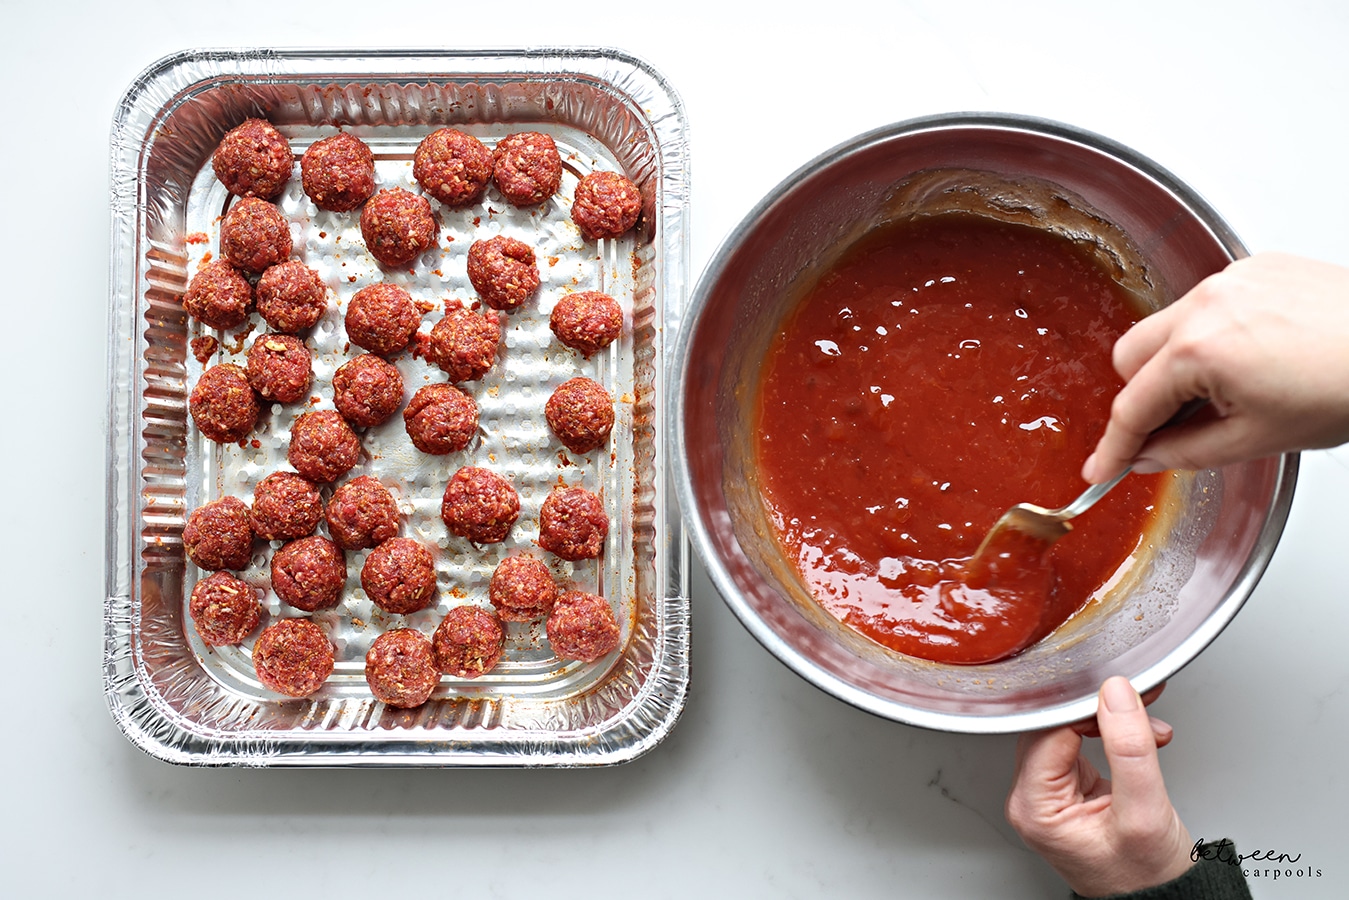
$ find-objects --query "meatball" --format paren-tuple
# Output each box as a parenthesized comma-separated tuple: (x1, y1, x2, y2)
(212, 118, 292, 199)
(189, 571, 262, 646)
(300, 131, 375, 212)
(220, 196, 292, 273)
(270, 535, 346, 612)
(489, 554, 557, 622)
(413, 128, 492, 208)
(256, 260, 327, 334)
(432, 606, 504, 678)
(360, 187, 438, 267)
(345, 283, 420, 356)
(253, 618, 334, 698)
(361, 537, 437, 615)
(183, 260, 253, 330)
(549, 291, 623, 357)
(365, 628, 439, 708)
(492, 131, 562, 206)
(183, 496, 254, 571)
(466, 235, 540, 311)
(288, 409, 361, 483)
(246, 333, 312, 403)
(190, 363, 259, 443)
(332, 353, 405, 427)
(249, 471, 323, 542)
(325, 475, 400, 550)
(546, 591, 620, 663)
(538, 486, 609, 561)
(545, 377, 615, 453)
(571, 170, 642, 240)
(441, 467, 520, 544)
(403, 383, 477, 455)
(426, 307, 500, 383)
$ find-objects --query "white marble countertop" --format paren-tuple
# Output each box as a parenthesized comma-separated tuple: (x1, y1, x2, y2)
(4, 3, 1346, 897)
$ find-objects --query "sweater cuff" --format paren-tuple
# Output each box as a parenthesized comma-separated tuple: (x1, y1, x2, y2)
(1073, 841, 1253, 900)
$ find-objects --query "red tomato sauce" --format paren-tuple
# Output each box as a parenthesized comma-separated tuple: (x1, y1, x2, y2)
(755, 214, 1164, 664)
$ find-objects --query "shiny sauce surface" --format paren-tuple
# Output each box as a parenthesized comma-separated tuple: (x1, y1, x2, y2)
(755, 214, 1164, 664)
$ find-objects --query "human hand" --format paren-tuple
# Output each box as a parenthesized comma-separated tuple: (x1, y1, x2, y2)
(1005, 677, 1193, 897)
(1082, 252, 1349, 483)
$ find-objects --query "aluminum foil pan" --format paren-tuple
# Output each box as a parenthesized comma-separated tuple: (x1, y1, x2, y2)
(106, 48, 690, 766)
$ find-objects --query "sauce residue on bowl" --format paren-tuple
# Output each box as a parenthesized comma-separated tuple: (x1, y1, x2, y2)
(754, 213, 1165, 664)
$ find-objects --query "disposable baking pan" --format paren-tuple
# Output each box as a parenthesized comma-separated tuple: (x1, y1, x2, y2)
(105, 48, 690, 766)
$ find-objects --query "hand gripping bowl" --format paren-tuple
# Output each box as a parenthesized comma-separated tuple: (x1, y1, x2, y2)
(673, 113, 1297, 733)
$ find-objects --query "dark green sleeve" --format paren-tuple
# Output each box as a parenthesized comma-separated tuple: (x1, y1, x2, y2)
(1072, 841, 1252, 900)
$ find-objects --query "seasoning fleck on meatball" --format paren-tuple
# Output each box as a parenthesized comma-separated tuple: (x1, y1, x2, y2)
(345, 283, 420, 356)
(538, 486, 609, 561)
(360, 537, 437, 615)
(246, 333, 312, 404)
(570, 170, 642, 240)
(441, 466, 520, 545)
(190, 363, 259, 444)
(183, 260, 254, 330)
(466, 235, 540, 311)
(256, 260, 327, 334)
(184, 496, 254, 571)
(549, 291, 623, 357)
(212, 118, 292, 199)
(545, 377, 615, 453)
(189, 571, 262, 646)
(489, 554, 557, 622)
(432, 606, 504, 678)
(413, 128, 492, 208)
(492, 131, 563, 206)
(546, 591, 620, 663)
(403, 383, 478, 455)
(359, 187, 438, 268)
(250, 471, 323, 542)
(365, 628, 439, 708)
(325, 475, 399, 550)
(426, 306, 500, 383)
(270, 535, 346, 612)
(300, 131, 375, 212)
(220, 196, 292, 274)
(332, 353, 404, 427)
(288, 409, 361, 483)
(253, 618, 334, 698)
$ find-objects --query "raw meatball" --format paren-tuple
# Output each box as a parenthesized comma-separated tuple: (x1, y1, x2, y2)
(403, 383, 477, 455)
(413, 128, 492, 208)
(256, 260, 327, 333)
(426, 307, 500, 383)
(190, 363, 259, 443)
(365, 628, 439, 708)
(545, 377, 615, 453)
(546, 591, 620, 663)
(300, 131, 375, 212)
(253, 618, 334, 698)
(360, 187, 438, 267)
(246, 333, 312, 403)
(220, 196, 292, 273)
(288, 409, 361, 483)
(492, 131, 562, 206)
(489, 554, 557, 622)
(570, 170, 642, 240)
(361, 537, 437, 614)
(270, 535, 346, 612)
(189, 571, 262, 646)
(441, 466, 520, 544)
(432, 606, 504, 678)
(466, 235, 539, 311)
(212, 118, 292, 199)
(249, 471, 323, 542)
(538, 486, 609, 561)
(183, 496, 254, 571)
(325, 475, 399, 550)
(549, 291, 623, 357)
(345, 283, 420, 356)
(332, 353, 404, 427)
(183, 260, 254, 330)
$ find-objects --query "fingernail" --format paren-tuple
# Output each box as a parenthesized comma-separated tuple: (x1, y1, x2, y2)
(1102, 677, 1140, 712)
(1133, 458, 1165, 474)
(1081, 454, 1098, 482)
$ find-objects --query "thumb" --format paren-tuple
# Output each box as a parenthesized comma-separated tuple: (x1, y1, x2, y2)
(1097, 676, 1171, 828)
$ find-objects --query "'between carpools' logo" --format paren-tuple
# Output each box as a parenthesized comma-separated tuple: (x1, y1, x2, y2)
(1193, 839, 1323, 882)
